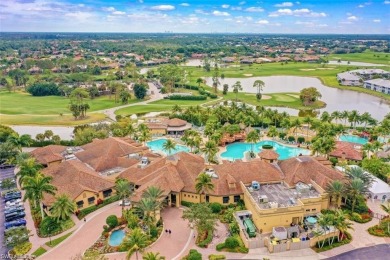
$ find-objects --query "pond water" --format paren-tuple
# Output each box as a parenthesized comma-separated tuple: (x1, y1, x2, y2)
(220, 140, 310, 161)
(11, 125, 75, 140)
(204, 76, 389, 120)
(328, 60, 387, 66)
(108, 229, 125, 246)
(338, 135, 368, 145)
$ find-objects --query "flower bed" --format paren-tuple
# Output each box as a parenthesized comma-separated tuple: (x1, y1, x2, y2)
(313, 232, 352, 253)
(368, 217, 390, 237)
(76, 195, 120, 220)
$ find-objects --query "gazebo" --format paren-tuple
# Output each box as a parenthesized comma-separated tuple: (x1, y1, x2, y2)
(166, 118, 192, 135)
(258, 149, 279, 163)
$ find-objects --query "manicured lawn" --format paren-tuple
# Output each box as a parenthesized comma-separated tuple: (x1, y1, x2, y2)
(45, 232, 73, 247)
(1, 113, 107, 126)
(31, 247, 47, 257)
(149, 99, 209, 106)
(328, 51, 390, 65)
(0, 91, 141, 115)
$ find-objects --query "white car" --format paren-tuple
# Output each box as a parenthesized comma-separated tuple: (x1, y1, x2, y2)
(119, 199, 131, 206)
(6, 200, 23, 207)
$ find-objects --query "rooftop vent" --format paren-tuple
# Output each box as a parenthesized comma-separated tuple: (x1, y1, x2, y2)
(138, 157, 150, 168)
(205, 168, 218, 178)
(66, 148, 73, 154)
(252, 181, 260, 190)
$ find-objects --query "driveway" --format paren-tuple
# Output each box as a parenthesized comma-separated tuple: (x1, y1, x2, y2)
(326, 244, 390, 260)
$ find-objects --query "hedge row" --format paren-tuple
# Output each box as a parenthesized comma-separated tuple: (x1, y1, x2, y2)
(77, 195, 120, 219)
(198, 229, 213, 248)
(168, 95, 207, 100)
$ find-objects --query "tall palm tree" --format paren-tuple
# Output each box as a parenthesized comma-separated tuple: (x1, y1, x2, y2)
(302, 117, 313, 139)
(138, 124, 151, 145)
(136, 198, 157, 233)
(341, 110, 349, 126)
(51, 194, 76, 221)
(116, 179, 133, 216)
(347, 178, 368, 213)
(143, 252, 165, 260)
(142, 186, 165, 202)
(16, 157, 42, 186)
(195, 172, 214, 203)
(232, 81, 242, 102)
(346, 167, 374, 190)
(362, 143, 374, 158)
(360, 112, 372, 130)
(201, 140, 218, 165)
(331, 111, 341, 124)
(7, 134, 32, 151)
(253, 80, 265, 100)
(290, 118, 302, 140)
(123, 228, 149, 260)
(326, 180, 346, 208)
(348, 110, 360, 128)
(182, 130, 201, 153)
(320, 112, 331, 123)
(162, 139, 176, 156)
(334, 210, 353, 242)
(246, 130, 260, 155)
(22, 174, 57, 219)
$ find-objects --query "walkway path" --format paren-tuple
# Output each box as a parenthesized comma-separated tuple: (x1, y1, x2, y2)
(99, 82, 165, 121)
(38, 204, 122, 260)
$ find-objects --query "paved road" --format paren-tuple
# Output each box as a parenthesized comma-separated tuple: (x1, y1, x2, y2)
(327, 244, 390, 260)
(0, 166, 17, 258)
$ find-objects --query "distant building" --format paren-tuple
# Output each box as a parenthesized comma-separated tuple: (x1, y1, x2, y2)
(337, 72, 362, 86)
(364, 78, 390, 95)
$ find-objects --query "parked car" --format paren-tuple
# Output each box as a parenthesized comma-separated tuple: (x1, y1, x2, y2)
(5, 203, 23, 210)
(5, 200, 23, 207)
(2, 190, 19, 195)
(4, 206, 24, 215)
(4, 219, 27, 230)
(4, 193, 22, 202)
(119, 199, 131, 206)
(5, 211, 25, 222)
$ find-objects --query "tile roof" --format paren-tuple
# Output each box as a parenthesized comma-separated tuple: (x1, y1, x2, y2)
(329, 141, 363, 161)
(30, 145, 65, 165)
(258, 150, 280, 160)
(278, 156, 345, 189)
(76, 137, 148, 172)
(42, 160, 115, 205)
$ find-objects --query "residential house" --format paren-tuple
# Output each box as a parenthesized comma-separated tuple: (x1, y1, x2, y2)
(329, 141, 363, 162)
(364, 78, 390, 95)
(337, 72, 362, 86)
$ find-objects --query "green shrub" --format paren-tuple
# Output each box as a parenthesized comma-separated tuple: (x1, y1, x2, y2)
(27, 82, 61, 96)
(39, 217, 61, 236)
(150, 225, 158, 238)
(181, 201, 194, 208)
(198, 229, 213, 248)
(209, 254, 226, 260)
(77, 195, 120, 219)
(210, 203, 222, 214)
(297, 137, 305, 143)
(216, 243, 225, 251)
(278, 132, 286, 139)
(225, 237, 239, 249)
(106, 215, 118, 228)
(288, 136, 295, 142)
(187, 249, 202, 260)
(262, 144, 273, 150)
(229, 222, 240, 234)
(314, 232, 352, 252)
(169, 95, 207, 100)
(10, 242, 32, 256)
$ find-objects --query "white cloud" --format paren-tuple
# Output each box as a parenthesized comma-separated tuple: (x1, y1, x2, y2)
(384, 1, 390, 4)
(112, 11, 125, 15)
(347, 15, 358, 21)
(256, 19, 269, 24)
(180, 3, 190, 7)
(358, 4, 365, 7)
(213, 11, 230, 16)
(239, 1, 246, 5)
(231, 7, 242, 11)
(222, 4, 230, 9)
(150, 5, 175, 11)
(269, 8, 326, 17)
(138, 0, 144, 3)
(103, 7, 116, 12)
(195, 9, 209, 15)
(275, 2, 293, 7)
(65, 12, 94, 22)
(245, 7, 264, 12)
(373, 19, 381, 22)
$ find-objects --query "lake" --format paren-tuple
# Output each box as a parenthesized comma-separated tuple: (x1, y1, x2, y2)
(204, 76, 389, 120)
(328, 60, 387, 66)
(11, 125, 75, 140)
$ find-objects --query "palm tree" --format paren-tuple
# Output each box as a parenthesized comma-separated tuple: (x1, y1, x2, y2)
(341, 110, 349, 126)
(326, 180, 346, 208)
(7, 134, 32, 151)
(143, 252, 165, 260)
(196, 78, 203, 88)
(138, 124, 151, 145)
(201, 140, 218, 165)
(162, 139, 176, 155)
(171, 105, 182, 114)
(334, 210, 353, 242)
(360, 112, 372, 130)
(136, 198, 157, 233)
(253, 80, 265, 100)
(290, 118, 302, 140)
(123, 228, 149, 260)
(346, 167, 374, 190)
(195, 172, 214, 203)
(347, 178, 368, 213)
(316, 213, 334, 248)
(142, 186, 165, 202)
(51, 194, 76, 221)
(331, 111, 341, 124)
(181, 130, 201, 153)
(22, 174, 57, 219)
(246, 130, 260, 156)
(320, 112, 331, 123)
(302, 117, 313, 139)
(348, 110, 360, 128)
(362, 143, 374, 158)
(232, 81, 242, 102)
(116, 179, 133, 216)
(16, 157, 42, 186)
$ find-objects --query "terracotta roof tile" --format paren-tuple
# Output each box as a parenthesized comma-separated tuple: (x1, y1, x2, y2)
(30, 145, 65, 165)
(258, 150, 280, 160)
(329, 141, 363, 161)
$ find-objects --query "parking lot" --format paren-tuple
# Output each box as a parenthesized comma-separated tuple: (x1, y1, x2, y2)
(0, 165, 18, 257)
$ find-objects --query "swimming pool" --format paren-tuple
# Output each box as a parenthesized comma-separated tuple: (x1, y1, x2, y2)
(108, 229, 125, 246)
(146, 138, 190, 155)
(338, 135, 368, 145)
(220, 140, 311, 161)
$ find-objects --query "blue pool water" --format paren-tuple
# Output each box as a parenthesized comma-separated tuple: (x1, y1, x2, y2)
(339, 135, 368, 145)
(147, 138, 190, 155)
(108, 229, 125, 246)
(220, 140, 310, 161)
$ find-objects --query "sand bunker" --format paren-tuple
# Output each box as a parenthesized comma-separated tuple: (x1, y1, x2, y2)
(243, 74, 253, 76)
(300, 69, 316, 71)
(262, 95, 271, 100)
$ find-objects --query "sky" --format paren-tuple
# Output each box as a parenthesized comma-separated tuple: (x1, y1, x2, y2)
(1, 0, 389, 34)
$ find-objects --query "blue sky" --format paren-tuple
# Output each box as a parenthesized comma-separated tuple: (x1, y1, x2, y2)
(1, 0, 389, 33)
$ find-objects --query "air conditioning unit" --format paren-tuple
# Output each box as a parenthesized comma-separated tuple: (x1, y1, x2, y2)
(252, 181, 260, 190)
